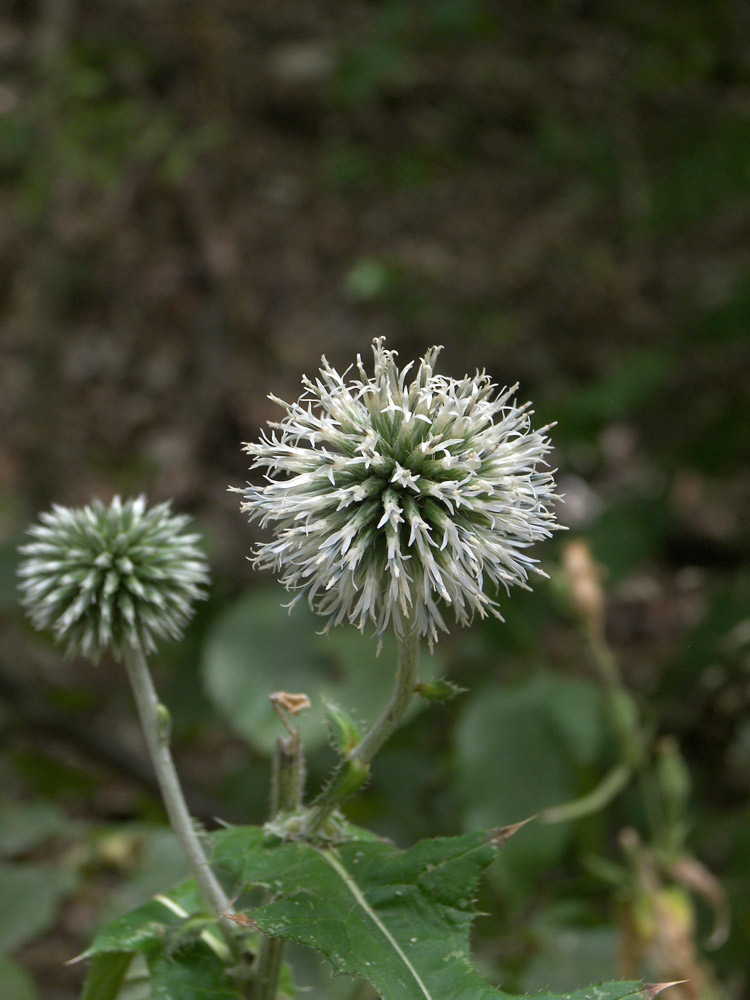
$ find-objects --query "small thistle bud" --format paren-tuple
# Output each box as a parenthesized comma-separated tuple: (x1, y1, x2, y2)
(18, 496, 209, 662)
(414, 679, 467, 703)
(237, 338, 560, 646)
(324, 701, 362, 756)
(655, 736, 691, 820)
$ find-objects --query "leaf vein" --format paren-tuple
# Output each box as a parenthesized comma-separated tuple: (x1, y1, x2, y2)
(317, 847, 434, 1000)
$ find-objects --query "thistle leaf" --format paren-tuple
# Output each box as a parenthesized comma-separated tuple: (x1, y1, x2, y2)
(78, 880, 249, 999)
(214, 825, 646, 1000)
(79, 880, 230, 962)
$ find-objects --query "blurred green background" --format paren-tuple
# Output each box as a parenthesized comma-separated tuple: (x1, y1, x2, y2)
(1, 1, 749, 998)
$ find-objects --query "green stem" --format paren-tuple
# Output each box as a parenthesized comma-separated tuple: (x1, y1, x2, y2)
(254, 728, 305, 1000)
(254, 936, 285, 1000)
(302, 625, 420, 837)
(540, 762, 633, 824)
(122, 644, 237, 945)
(270, 729, 306, 816)
(351, 625, 420, 767)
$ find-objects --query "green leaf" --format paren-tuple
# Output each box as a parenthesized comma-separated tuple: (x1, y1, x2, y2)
(530, 985, 644, 1000)
(83, 880, 220, 959)
(522, 904, 618, 994)
(0, 799, 71, 857)
(214, 825, 642, 1000)
(81, 941, 246, 1000)
(82, 881, 244, 997)
(455, 674, 605, 823)
(83, 894, 185, 958)
(80, 953, 134, 1000)
(0, 955, 40, 1000)
(81, 880, 258, 999)
(112, 954, 151, 1000)
(454, 674, 606, 891)
(147, 944, 246, 1000)
(0, 862, 76, 952)
(202, 588, 440, 755)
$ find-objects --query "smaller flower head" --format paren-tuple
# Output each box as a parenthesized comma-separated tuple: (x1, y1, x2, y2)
(18, 496, 209, 662)
(237, 338, 560, 646)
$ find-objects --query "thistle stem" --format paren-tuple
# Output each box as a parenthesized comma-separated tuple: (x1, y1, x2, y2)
(254, 727, 305, 1000)
(302, 625, 420, 837)
(254, 934, 285, 1000)
(351, 625, 420, 767)
(122, 644, 237, 944)
(270, 728, 306, 816)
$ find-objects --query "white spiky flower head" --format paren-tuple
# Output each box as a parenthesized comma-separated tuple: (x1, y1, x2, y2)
(238, 338, 560, 646)
(18, 496, 209, 662)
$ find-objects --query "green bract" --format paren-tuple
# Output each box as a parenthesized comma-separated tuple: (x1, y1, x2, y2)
(18, 496, 209, 662)
(238, 338, 559, 646)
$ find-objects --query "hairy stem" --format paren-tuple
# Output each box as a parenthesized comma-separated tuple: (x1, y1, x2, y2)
(122, 644, 237, 944)
(254, 726, 305, 1000)
(270, 728, 306, 816)
(302, 625, 420, 836)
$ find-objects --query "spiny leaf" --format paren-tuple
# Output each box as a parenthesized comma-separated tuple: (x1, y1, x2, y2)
(414, 678, 467, 702)
(80, 880, 228, 961)
(214, 825, 647, 1000)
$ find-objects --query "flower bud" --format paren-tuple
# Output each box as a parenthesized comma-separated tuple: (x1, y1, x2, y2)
(18, 496, 209, 662)
(323, 702, 362, 756)
(561, 539, 605, 636)
(414, 679, 467, 702)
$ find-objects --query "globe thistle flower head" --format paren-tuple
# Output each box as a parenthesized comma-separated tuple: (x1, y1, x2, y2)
(239, 338, 560, 647)
(18, 496, 209, 662)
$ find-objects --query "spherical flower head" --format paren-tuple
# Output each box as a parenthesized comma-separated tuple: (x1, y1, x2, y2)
(18, 496, 209, 662)
(238, 338, 560, 646)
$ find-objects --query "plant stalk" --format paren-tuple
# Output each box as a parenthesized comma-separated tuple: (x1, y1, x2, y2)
(122, 644, 237, 945)
(351, 625, 420, 767)
(302, 624, 420, 836)
(254, 726, 305, 1000)
(270, 728, 306, 816)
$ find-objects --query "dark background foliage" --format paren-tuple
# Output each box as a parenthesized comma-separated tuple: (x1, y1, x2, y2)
(1, 2, 749, 998)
